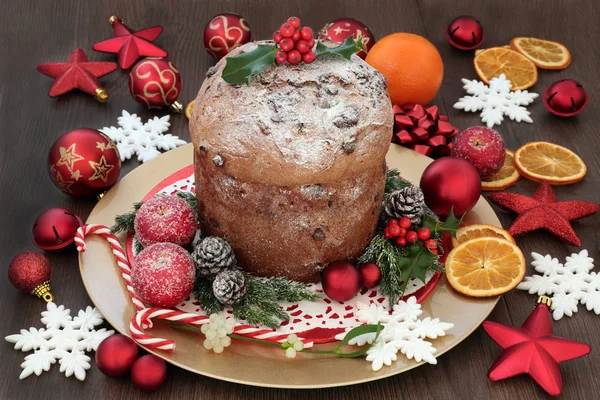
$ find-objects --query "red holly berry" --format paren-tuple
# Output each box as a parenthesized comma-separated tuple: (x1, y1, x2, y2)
(273, 31, 283, 44)
(300, 27, 313, 41)
(296, 40, 310, 54)
(399, 217, 412, 229)
(307, 38, 315, 48)
(388, 224, 401, 237)
(275, 51, 287, 64)
(430, 248, 439, 255)
(398, 228, 407, 237)
(406, 231, 418, 244)
(279, 38, 294, 52)
(418, 227, 431, 241)
(425, 239, 438, 249)
(280, 23, 295, 37)
(396, 237, 407, 247)
(287, 50, 302, 65)
(292, 30, 301, 42)
(389, 219, 399, 226)
(302, 51, 316, 64)
(384, 227, 394, 239)
(287, 16, 301, 29)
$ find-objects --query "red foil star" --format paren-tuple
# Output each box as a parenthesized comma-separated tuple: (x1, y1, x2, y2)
(93, 17, 167, 69)
(37, 48, 117, 102)
(487, 181, 598, 246)
(483, 301, 590, 396)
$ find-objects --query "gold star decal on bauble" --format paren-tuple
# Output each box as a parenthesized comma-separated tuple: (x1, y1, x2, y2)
(56, 144, 85, 172)
(51, 169, 74, 194)
(333, 26, 349, 35)
(71, 170, 82, 181)
(88, 155, 114, 182)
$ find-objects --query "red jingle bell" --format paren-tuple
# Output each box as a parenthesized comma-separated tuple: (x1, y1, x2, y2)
(203, 13, 252, 60)
(95, 334, 139, 377)
(321, 261, 361, 302)
(129, 57, 183, 112)
(358, 263, 381, 289)
(131, 355, 167, 392)
(445, 16, 484, 51)
(32, 208, 82, 251)
(8, 251, 54, 302)
(318, 18, 375, 59)
(543, 79, 588, 117)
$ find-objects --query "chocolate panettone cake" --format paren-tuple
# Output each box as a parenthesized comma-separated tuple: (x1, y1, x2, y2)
(189, 42, 392, 283)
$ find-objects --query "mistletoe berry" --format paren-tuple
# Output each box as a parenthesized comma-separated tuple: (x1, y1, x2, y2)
(418, 227, 431, 241)
(279, 38, 294, 52)
(296, 40, 310, 54)
(280, 23, 295, 37)
(273, 31, 282, 43)
(287, 50, 302, 65)
(276, 51, 287, 64)
(399, 217, 412, 229)
(300, 26, 314, 41)
(287, 16, 301, 29)
(302, 51, 316, 63)
(406, 231, 418, 244)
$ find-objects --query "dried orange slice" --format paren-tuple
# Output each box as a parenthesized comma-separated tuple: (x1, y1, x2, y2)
(474, 47, 538, 90)
(451, 224, 515, 249)
(475, 45, 511, 56)
(514, 142, 586, 184)
(445, 237, 525, 297)
(481, 150, 520, 191)
(185, 100, 195, 119)
(510, 37, 571, 70)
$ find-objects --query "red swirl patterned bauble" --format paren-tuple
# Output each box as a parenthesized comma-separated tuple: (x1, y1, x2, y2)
(95, 334, 139, 377)
(321, 261, 361, 302)
(8, 251, 54, 302)
(32, 208, 82, 251)
(203, 13, 252, 60)
(131, 355, 167, 392)
(318, 18, 375, 59)
(129, 58, 182, 112)
(48, 128, 121, 198)
(420, 157, 481, 217)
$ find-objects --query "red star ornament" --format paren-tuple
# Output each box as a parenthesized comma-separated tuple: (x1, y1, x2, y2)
(36, 48, 117, 102)
(487, 181, 598, 246)
(483, 298, 590, 396)
(93, 16, 167, 69)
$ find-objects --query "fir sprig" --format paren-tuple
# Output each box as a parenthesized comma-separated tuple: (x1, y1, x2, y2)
(385, 169, 409, 193)
(176, 191, 199, 219)
(359, 234, 405, 305)
(193, 278, 226, 315)
(111, 202, 143, 234)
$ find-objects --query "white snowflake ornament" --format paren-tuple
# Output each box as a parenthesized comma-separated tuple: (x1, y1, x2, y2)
(518, 250, 600, 320)
(5, 302, 114, 381)
(100, 110, 186, 163)
(454, 74, 538, 128)
(335, 296, 454, 371)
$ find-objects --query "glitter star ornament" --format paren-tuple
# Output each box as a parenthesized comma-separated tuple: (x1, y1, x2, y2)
(36, 48, 117, 102)
(483, 296, 590, 396)
(487, 181, 598, 246)
(93, 16, 167, 69)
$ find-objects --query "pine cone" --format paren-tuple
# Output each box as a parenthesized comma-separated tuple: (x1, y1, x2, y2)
(213, 269, 248, 306)
(192, 237, 236, 278)
(384, 186, 425, 224)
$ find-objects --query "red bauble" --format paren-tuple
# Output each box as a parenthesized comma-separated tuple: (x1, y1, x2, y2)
(358, 263, 381, 289)
(134, 196, 198, 248)
(93, 16, 167, 69)
(129, 58, 183, 112)
(32, 208, 82, 251)
(8, 251, 53, 302)
(36, 48, 117, 102)
(445, 16, 484, 50)
(203, 13, 252, 60)
(318, 18, 375, 59)
(483, 298, 590, 396)
(321, 261, 361, 302)
(131, 355, 167, 392)
(452, 126, 505, 178)
(420, 157, 481, 217)
(48, 128, 121, 198)
(543, 79, 588, 117)
(132, 243, 196, 307)
(95, 334, 139, 377)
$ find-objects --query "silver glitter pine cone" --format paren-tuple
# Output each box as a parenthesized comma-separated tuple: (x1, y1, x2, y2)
(212, 269, 248, 306)
(192, 236, 236, 278)
(384, 186, 425, 224)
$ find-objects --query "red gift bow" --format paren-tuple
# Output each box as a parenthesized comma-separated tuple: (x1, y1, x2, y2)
(392, 104, 458, 158)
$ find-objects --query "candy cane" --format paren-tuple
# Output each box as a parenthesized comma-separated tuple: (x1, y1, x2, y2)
(75, 224, 146, 311)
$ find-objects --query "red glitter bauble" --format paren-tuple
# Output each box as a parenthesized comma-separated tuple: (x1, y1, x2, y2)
(8, 251, 53, 302)
(543, 79, 588, 117)
(445, 16, 484, 50)
(203, 13, 252, 60)
(321, 261, 361, 302)
(358, 263, 381, 289)
(32, 208, 82, 251)
(132, 243, 196, 307)
(131, 355, 167, 392)
(48, 128, 121, 198)
(134, 196, 198, 248)
(318, 18, 375, 59)
(129, 58, 182, 111)
(452, 126, 505, 178)
(420, 157, 481, 217)
(95, 334, 139, 377)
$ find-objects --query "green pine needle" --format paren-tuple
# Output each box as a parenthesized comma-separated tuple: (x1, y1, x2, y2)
(359, 234, 404, 305)
(110, 202, 143, 234)
(385, 169, 409, 193)
(193, 278, 225, 316)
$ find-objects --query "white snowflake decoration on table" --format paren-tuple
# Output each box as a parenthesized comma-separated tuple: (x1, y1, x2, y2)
(334, 296, 454, 371)
(453, 74, 539, 128)
(100, 110, 186, 163)
(518, 250, 600, 320)
(5, 303, 114, 381)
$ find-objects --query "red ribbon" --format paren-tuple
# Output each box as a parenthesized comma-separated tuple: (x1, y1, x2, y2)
(392, 104, 458, 158)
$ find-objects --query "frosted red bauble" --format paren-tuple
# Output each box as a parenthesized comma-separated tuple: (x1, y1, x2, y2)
(318, 18, 375, 59)
(445, 16, 484, 50)
(358, 263, 381, 289)
(131, 243, 195, 308)
(134, 196, 198, 248)
(420, 157, 481, 217)
(129, 58, 182, 111)
(32, 208, 82, 251)
(95, 334, 139, 377)
(203, 13, 252, 60)
(131, 355, 167, 392)
(321, 261, 361, 302)
(452, 126, 505, 178)
(8, 252, 51, 293)
(543, 79, 588, 117)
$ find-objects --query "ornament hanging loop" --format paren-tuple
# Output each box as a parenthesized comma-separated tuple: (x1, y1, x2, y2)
(537, 295, 552, 308)
(109, 16, 122, 26)
(170, 101, 183, 113)
(95, 88, 109, 103)
(32, 281, 54, 303)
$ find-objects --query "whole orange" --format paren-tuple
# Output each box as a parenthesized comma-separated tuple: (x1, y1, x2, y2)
(366, 33, 444, 105)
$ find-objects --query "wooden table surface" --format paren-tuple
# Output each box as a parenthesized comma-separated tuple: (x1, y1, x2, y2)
(1, 0, 599, 398)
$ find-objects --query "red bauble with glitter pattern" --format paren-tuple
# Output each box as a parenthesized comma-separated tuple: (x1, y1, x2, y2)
(543, 79, 588, 117)
(48, 128, 121, 198)
(129, 58, 182, 111)
(32, 208, 82, 251)
(95, 334, 139, 377)
(8, 251, 54, 302)
(318, 18, 375, 59)
(445, 16, 484, 50)
(131, 355, 167, 392)
(131, 243, 195, 308)
(203, 13, 252, 60)
(321, 261, 361, 302)
(134, 196, 198, 248)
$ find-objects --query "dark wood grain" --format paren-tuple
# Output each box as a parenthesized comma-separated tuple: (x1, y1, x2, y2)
(1, 0, 599, 398)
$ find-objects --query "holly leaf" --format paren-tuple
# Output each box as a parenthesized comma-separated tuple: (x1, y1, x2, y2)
(398, 245, 435, 285)
(315, 36, 365, 60)
(335, 323, 383, 358)
(221, 45, 278, 85)
(439, 209, 462, 238)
